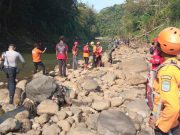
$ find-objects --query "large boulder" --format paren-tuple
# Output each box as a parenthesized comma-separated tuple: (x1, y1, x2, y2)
(0, 118, 21, 134)
(81, 79, 99, 91)
(122, 57, 148, 73)
(125, 99, 150, 118)
(16, 80, 27, 91)
(102, 72, 117, 83)
(37, 100, 59, 115)
(97, 110, 136, 135)
(26, 75, 57, 103)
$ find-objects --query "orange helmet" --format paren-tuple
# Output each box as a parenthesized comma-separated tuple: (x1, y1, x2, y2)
(158, 27, 180, 55)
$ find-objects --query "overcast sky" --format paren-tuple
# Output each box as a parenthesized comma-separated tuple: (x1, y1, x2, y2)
(78, 0, 125, 12)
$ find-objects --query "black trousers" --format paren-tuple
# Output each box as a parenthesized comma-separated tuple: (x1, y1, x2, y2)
(92, 54, 97, 67)
(33, 62, 46, 75)
(58, 59, 66, 77)
(84, 57, 89, 65)
(4, 67, 17, 102)
(155, 126, 180, 135)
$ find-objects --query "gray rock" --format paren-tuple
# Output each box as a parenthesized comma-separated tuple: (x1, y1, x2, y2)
(16, 80, 27, 91)
(102, 72, 117, 83)
(125, 99, 150, 118)
(37, 100, 59, 115)
(0, 89, 9, 103)
(92, 100, 110, 111)
(27, 130, 41, 135)
(110, 97, 124, 107)
(35, 114, 49, 125)
(21, 119, 32, 132)
(57, 120, 71, 132)
(126, 73, 146, 86)
(15, 110, 29, 122)
(0, 118, 21, 134)
(82, 79, 99, 91)
(122, 57, 148, 73)
(97, 110, 136, 135)
(86, 113, 99, 130)
(56, 111, 67, 120)
(42, 124, 61, 135)
(67, 127, 95, 135)
(26, 75, 57, 102)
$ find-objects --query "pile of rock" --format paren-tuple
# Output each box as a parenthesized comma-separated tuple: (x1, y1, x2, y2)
(0, 45, 153, 135)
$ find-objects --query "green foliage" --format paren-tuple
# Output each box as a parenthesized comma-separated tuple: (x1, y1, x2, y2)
(0, 0, 98, 49)
(96, 0, 180, 38)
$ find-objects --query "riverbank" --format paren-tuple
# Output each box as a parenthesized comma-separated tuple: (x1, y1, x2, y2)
(0, 44, 153, 135)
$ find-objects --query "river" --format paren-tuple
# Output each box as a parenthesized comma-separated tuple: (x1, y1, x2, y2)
(0, 53, 74, 82)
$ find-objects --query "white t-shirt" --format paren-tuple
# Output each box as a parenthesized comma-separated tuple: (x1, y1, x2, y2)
(2, 50, 25, 68)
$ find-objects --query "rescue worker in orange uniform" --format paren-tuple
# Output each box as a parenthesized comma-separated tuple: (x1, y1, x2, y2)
(32, 43, 47, 75)
(90, 41, 97, 67)
(149, 27, 180, 135)
(96, 42, 103, 67)
(83, 43, 90, 70)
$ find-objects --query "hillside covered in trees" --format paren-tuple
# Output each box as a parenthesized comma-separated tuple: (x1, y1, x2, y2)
(0, 0, 98, 50)
(96, 0, 180, 39)
(0, 0, 179, 50)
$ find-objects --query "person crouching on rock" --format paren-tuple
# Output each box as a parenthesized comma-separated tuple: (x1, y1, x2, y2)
(83, 43, 90, 70)
(32, 42, 47, 75)
(56, 36, 68, 77)
(96, 42, 103, 67)
(148, 27, 180, 135)
(1, 44, 25, 104)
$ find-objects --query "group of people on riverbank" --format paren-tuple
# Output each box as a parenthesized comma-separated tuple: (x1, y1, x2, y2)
(0, 27, 180, 135)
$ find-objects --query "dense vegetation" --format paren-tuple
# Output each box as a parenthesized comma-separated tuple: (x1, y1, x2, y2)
(96, 0, 180, 39)
(0, 0, 179, 50)
(0, 0, 97, 50)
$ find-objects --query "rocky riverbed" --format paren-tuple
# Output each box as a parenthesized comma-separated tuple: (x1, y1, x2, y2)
(0, 45, 154, 135)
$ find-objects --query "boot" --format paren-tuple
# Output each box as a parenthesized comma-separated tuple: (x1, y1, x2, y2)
(9, 96, 13, 104)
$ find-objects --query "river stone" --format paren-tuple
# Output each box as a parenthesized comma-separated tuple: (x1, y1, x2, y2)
(56, 111, 67, 120)
(110, 97, 124, 107)
(37, 100, 59, 115)
(122, 57, 148, 73)
(126, 73, 146, 86)
(57, 120, 71, 132)
(21, 119, 32, 132)
(97, 110, 136, 135)
(81, 79, 99, 91)
(42, 124, 61, 135)
(27, 130, 41, 135)
(67, 127, 95, 135)
(86, 113, 99, 130)
(0, 89, 9, 103)
(0, 118, 21, 134)
(102, 72, 116, 83)
(35, 114, 49, 125)
(125, 99, 150, 118)
(26, 75, 57, 102)
(16, 80, 27, 91)
(92, 100, 110, 111)
(15, 110, 29, 122)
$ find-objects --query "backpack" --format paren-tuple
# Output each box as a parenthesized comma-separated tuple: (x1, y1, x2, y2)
(146, 60, 180, 118)
(57, 43, 66, 55)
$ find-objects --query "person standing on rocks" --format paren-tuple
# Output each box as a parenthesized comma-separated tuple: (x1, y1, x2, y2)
(32, 42, 47, 75)
(56, 36, 68, 77)
(96, 42, 103, 67)
(90, 41, 97, 67)
(72, 41, 78, 70)
(83, 43, 90, 70)
(1, 44, 25, 104)
(148, 27, 180, 135)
